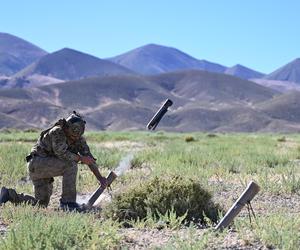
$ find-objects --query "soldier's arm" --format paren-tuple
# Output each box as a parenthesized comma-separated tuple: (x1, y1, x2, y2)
(51, 127, 79, 162)
(87, 162, 107, 187)
(78, 137, 107, 187)
(78, 137, 96, 159)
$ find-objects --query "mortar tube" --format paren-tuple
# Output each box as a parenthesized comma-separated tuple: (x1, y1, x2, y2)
(215, 181, 260, 230)
(147, 99, 173, 130)
(86, 171, 118, 208)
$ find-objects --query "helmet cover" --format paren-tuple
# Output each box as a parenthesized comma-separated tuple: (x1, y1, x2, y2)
(66, 111, 86, 137)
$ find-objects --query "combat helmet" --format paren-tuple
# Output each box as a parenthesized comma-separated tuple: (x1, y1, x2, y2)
(65, 111, 86, 138)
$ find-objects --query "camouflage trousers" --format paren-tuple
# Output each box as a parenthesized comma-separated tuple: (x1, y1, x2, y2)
(8, 156, 78, 207)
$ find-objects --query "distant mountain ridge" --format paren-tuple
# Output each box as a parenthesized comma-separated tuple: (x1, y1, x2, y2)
(225, 64, 265, 80)
(2, 32, 300, 88)
(3, 48, 135, 88)
(0, 32, 47, 76)
(17, 48, 134, 80)
(264, 58, 300, 84)
(108, 44, 270, 80)
(108, 44, 227, 75)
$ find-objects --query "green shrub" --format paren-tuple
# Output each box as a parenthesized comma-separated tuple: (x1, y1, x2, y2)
(185, 136, 196, 142)
(296, 146, 300, 159)
(130, 156, 144, 169)
(104, 175, 222, 225)
(277, 136, 286, 142)
(206, 134, 217, 138)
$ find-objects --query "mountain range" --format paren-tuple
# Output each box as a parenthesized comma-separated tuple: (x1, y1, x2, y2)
(264, 58, 300, 83)
(0, 33, 47, 76)
(224, 64, 265, 79)
(6, 48, 134, 88)
(1, 33, 300, 86)
(108, 44, 227, 75)
(0, 32, 300, 132)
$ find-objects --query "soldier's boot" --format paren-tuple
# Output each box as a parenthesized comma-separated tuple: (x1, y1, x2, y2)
(0, 186, 38, 206)
(59, 199, 86, 213)
(0, 187, 10, 205)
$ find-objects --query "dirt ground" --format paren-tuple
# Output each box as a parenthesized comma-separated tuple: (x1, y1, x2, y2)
(118, 223, 271, 250)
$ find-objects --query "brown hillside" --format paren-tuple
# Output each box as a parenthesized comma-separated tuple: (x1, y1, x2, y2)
(257, 91, 300, 122)
(39, 75, 178, 109)
(162, 107, 272, 132)
(0, 71, 299, 132)
(148, 70, 278, 107)
(0, 112, 32, 130)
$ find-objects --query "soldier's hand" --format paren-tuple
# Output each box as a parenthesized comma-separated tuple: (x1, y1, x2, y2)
(80, 156, 96, 165)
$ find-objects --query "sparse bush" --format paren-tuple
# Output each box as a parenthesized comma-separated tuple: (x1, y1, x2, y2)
(185, 136, 195, 142)
(23, 128, 40, 133)
(130, 156, 144, 168)
(206, 133, 217, 138)
(266, 157, 289, 168)
(277, 136, 286, 142)
(281, 168, 300, 194)
(104, 175, 222, 225)
(296, 146, 300, 159)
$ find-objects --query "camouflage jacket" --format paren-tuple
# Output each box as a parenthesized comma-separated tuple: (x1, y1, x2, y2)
(31, 125, 94, 162)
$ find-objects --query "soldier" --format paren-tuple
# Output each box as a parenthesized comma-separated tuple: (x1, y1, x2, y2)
(0, 111, 107, 211)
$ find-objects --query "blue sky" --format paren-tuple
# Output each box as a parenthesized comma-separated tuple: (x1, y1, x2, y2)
(1, 0, 299, 73)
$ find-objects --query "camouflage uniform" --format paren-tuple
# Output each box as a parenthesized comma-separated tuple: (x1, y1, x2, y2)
(8, 123, 94, 207)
